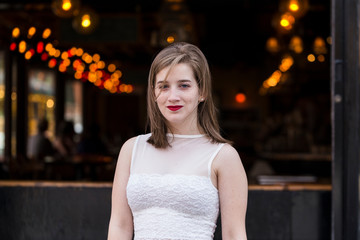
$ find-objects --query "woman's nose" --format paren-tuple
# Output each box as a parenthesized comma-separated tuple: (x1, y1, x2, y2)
(168, 87, 180, 101)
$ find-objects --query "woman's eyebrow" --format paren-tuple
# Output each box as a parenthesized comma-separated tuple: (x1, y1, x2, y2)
(178, 79, 192, 83)
(155, 79, 191, 86)
(155, 80, 164, 86)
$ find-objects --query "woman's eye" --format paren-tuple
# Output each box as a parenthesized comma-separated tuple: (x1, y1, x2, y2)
(159, 84, 169, 89)
(180, 84, 190, 88)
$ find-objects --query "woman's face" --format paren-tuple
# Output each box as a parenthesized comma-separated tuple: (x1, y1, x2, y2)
(154, 63, 202, 133)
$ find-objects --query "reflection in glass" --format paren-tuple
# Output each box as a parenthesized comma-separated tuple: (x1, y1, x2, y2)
(27, 69, 56, 159)
(65, 80, 83, 134)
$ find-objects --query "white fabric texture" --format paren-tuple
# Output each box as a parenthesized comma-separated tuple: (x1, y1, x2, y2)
(126, 133, 225, 240)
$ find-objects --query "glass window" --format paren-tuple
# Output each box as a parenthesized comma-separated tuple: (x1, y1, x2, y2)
(0, 51, 5, 161)
(27, 69, 56, 159)
(65, 80, 83, 134)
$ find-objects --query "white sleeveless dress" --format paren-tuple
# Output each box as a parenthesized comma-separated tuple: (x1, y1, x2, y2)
(126, 133, 225, 240)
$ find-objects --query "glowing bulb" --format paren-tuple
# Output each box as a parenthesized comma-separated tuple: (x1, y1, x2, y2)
(54, 49, 61, 58)
(289, 0, 299, 12)
(280, 19, 290, 27)
(42, 28, 51, 39)
(84, 55, 92, 64)
(81, 14, 91, 28)
(110, 87, 117, 93)
(108, 64, 116, 72)
(326, 36, 332, 45)
(28, 27, 36, 38)
(49, 48, 56, 56)
(127, 85, 134, 93)
(307, 54, 316, 62)
(94, 79, 102, 86)
(279, 13, 295, 30)
(36, 42, 44, 53)
(48, 58, 57, 68)
(70, 47, 77, 56)
(63, 59, 71, 67)
(318, 55, 325, 62)
(76, 48, 83, 56)
(93, 53, 100, 62)
(46, 99, 55, 108)
(45, 43, 53, 52)
(235, 93, 246, 103)
(74, 71, 82, 79)
(97, 61, 105, 69)
(266, 37, 280, 53)
(89, 63, 97, 72)
(59, 64, 67, 72)
(313, 37, 327, 55)
(167, 36, 175, 44)
(62, 0, 72, 11)
(267, 78, 278, 87)
(25, 51, 33, 60)
(115, 70, 123, 78)
(12, 27, 20, 38)
(19, 41, 26, 53)
(289, 36, 303, 54)
(290, 4, 299, 11)
(41, 53, 48, 61)
(10, 43, 16, 51)
(61, 51, 69, 59)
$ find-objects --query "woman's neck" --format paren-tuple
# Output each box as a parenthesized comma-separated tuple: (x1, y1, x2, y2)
(167, 123, 204, 135)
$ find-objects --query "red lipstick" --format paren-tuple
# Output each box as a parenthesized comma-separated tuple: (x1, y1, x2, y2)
(167, 105, 183, 111)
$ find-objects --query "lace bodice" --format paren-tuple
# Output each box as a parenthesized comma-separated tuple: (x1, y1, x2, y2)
(126, 133, 225, 240)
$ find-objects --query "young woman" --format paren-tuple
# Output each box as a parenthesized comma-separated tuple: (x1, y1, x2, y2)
(108, 42, 248, 240)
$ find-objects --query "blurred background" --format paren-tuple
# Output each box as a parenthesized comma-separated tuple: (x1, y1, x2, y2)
(0, 0, 331, 183)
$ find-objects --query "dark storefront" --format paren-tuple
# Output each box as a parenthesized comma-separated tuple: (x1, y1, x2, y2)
(0, 0, 359, 239)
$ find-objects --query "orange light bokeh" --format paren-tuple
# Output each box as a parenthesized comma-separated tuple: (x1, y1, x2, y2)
(235, 93, 246, 103)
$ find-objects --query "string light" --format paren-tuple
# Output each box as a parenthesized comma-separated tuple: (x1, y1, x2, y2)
(36, 42, 44, 54)
(289, 0, 299, 12)
(317, 55, 325, 62)
(81, 14, 91, 28)
(19, 41, 26, 53)
(9, 26, 133, 94)
(10, 43, 17, 51)
(72, 7, 99, 34)
(307, 54, 316, 62)
(167, 36, 175, 44)
(61, 0, 72, 11)
(12, 27, 20, 38)
(313, 37, 327, 55)
(27, 27, 36, 38)
(280, 13, 295, 30)
(266, 37, 280, 53)
(51, 0, 80, 18)
(289, 36, 303, 53)
(262, 0, 326, 95)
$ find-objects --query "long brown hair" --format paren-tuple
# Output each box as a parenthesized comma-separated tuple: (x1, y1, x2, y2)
(147, 42, 231, 148)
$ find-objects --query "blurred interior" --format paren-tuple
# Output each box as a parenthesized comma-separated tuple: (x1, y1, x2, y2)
(0, 0, 331, 184)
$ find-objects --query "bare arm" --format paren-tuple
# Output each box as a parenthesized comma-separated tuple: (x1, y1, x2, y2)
(107, 137, 136, 240)
(213, 144, 248, 240)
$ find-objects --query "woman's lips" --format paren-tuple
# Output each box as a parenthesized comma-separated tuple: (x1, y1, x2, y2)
(167, 106, 183, 111)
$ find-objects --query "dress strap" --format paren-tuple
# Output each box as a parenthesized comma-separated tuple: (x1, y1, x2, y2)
(130, 135, 141, 174)
(207, 143, 225, 178)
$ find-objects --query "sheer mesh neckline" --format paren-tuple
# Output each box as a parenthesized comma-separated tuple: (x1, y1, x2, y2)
(166, 133, 205, 138)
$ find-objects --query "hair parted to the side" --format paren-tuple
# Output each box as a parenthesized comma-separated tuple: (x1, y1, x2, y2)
(146, 42, 231, 148)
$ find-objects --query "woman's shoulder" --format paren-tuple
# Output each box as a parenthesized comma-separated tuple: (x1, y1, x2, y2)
(214, 143, 242, 168)
(218, 143, 240, 156)
(121, 133, 151, 151)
